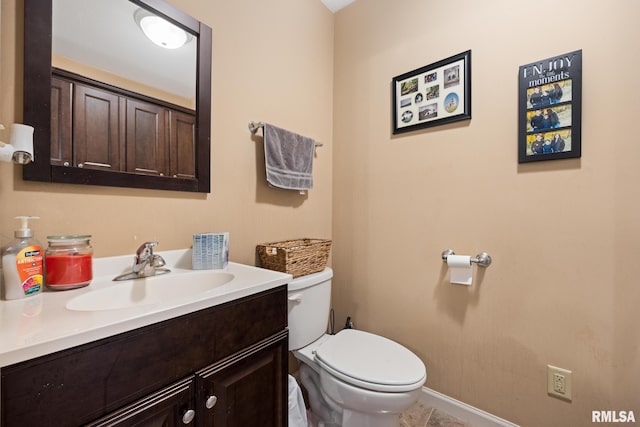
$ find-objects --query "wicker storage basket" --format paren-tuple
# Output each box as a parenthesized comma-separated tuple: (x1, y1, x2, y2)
(257, 238, 331, 278)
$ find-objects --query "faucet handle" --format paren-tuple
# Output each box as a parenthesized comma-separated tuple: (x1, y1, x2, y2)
(136, 241, 158, 258)
(150, 254, 166, 268)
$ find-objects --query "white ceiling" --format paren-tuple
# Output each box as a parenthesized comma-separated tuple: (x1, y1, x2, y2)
(321, 0, 356, 13)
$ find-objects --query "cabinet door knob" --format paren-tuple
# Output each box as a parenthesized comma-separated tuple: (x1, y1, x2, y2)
(63, 161, 70, 166)
(205, 395, 217, 409)
(77, 163, 84, 168)
(182, 409, 195, 424)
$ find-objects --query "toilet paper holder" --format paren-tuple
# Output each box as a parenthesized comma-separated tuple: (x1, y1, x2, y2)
(441, 249, 492, 268)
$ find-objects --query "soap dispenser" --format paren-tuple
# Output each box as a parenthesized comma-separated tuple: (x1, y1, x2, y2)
(1, 216, 44, 300)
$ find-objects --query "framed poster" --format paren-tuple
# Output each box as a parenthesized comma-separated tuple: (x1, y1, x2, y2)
(518, 50, 582, 162)
(392, 50, 471, 134)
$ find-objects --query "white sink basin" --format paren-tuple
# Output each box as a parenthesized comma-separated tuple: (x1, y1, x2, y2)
(66, 270, 234, 311)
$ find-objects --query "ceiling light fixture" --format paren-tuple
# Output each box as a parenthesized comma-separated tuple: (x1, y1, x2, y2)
(134, 8, 193, 49)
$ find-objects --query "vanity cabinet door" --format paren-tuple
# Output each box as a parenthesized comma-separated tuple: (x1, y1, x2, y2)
(86, 377, 196, 427)
(169, 110, 196, 180)
(74, 83, 124, 172)
(50, 76, 72, 167)
(126, 98, 168, 177)
(196, 331, 288, 427)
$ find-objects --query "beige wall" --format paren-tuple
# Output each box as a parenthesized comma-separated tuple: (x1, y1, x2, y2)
(332, 0, 640, 425)
(3, 0, 639, 425)
(0, 0, 334, 264)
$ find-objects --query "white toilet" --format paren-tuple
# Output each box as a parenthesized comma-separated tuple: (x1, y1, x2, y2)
(288, 268, 426, 427)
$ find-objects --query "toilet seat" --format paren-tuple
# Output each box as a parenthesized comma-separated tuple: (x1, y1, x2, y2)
(314, 329, 426, 393)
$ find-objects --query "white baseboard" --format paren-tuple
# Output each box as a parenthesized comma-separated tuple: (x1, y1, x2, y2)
(418, 387, 519, 427)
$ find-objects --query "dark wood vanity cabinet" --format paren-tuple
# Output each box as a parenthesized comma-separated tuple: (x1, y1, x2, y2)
(169, 111, 197, 180)
(73, 83, 123, 172)
(87, 333, 287, 427)
(50, 76, 73, 167)
(51, 70, 196, 178)
(196, 333, 287, 427)
(125, 98, 168, 177)
(87, 377, 196, 427)
(0, 286, 288, 427)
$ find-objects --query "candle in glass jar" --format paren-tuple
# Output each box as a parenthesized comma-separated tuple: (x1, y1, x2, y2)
(45, 235, 93, 290)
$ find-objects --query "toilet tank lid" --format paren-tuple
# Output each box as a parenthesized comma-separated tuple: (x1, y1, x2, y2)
(287, 267, 333, 292)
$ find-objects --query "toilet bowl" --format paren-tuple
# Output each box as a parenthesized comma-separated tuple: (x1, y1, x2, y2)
(288, 268, 426, 427)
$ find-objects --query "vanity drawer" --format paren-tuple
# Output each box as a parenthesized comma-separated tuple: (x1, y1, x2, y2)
(1, 286, 286, 427)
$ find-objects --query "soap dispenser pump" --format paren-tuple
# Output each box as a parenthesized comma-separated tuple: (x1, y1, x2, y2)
(1, 216, 44, 300)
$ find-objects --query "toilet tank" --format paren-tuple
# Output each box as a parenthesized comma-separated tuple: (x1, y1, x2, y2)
(287, 267, 333, 351)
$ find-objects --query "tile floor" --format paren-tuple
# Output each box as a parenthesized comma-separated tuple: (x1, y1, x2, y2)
(293, 369, 472, 427)
(400, 402, 472, 427)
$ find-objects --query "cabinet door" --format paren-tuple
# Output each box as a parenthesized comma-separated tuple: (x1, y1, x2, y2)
(169, 110, 196, 179)
(196, 332, 288, 427)
(126, 99, 168, 176)
(50, 76, 72, 166)
(86, 377, 196, 427)
(74, 83, 123, 171)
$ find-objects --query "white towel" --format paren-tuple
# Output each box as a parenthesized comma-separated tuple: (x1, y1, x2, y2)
(264, 124, 315, 191)
(288, 375, 309, 427)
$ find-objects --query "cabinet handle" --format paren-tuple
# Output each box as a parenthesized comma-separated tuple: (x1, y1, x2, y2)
(205, 395, 217, 409)
(182, 409, 195, 424)
(63, 161, 70, 166)
(77, 163, 84, 168)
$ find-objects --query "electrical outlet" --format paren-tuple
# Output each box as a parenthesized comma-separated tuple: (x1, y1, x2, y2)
(547, 365, 572, 401)
(553, 373, 566, 393)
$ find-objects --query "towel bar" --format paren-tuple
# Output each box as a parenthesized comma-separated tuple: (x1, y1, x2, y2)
(248, 121, 323, 147)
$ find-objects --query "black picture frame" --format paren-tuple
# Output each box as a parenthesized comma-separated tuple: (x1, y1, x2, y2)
(518, 50, 582, 163)
(392, 50, 471, 134)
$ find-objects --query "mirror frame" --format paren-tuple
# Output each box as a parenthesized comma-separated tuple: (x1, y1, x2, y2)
(23, 0, 212, 193)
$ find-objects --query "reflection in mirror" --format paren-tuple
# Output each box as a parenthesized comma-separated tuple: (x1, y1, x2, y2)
(52, 0, 196, 109)
(23, 0, 212, 193)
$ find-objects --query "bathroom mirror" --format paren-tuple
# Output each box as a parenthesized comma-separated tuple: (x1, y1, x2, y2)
(23, 0, 212, 193)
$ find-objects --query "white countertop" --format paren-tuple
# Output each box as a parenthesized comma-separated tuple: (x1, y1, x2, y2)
(0, 249, 292, 368)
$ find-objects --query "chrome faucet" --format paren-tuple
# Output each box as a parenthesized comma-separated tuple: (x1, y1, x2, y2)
(133, 241, 160, 273)
(113, 241, 171, 281)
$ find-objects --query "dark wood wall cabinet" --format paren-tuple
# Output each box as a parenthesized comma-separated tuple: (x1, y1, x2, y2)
(0, 286, 288, 427)
(51, 69, 196, 180)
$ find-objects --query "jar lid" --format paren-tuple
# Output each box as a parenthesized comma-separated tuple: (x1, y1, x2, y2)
(47, 234, 92, 243)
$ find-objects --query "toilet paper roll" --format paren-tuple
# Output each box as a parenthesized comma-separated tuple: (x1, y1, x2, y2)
(447, 254, 472, 285)
(10, 124, 34, 150)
